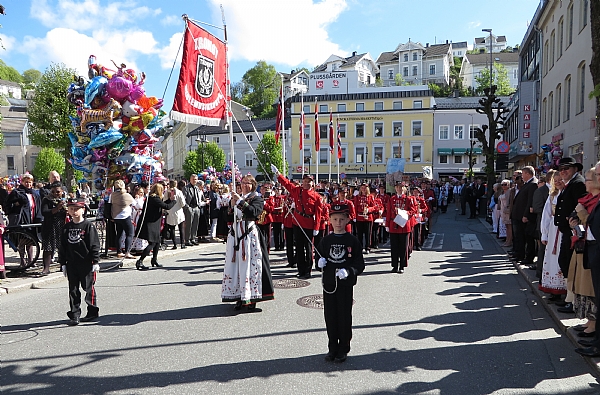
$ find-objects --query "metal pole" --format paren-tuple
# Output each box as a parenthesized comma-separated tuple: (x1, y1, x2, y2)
(482, 28, 493, 90)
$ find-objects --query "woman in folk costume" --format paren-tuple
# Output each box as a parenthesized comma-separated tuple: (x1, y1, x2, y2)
(539, 172, 567, 299)
(386, 182, 418, 273)
(437, 182, 449, 214)
(222, 175, 274, 312)
(353, 183, 377, 254)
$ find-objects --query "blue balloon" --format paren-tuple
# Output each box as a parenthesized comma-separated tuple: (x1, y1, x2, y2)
(84, 76, 108, 107)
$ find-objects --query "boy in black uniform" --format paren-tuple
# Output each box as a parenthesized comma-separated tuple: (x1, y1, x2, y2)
(59, 198, 101, 326)
(317, 204, 365, 363)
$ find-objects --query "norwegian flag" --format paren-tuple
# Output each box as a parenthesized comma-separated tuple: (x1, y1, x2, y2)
(299, 95, 304, 150)
(275, 86, 282, 145)
(314, 99, 319, 151)
(336, 117, 343, 159)
(328, 111, 334, 153)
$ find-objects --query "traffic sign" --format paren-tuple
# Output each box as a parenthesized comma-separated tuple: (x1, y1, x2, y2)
(340, 173, 346, 179)
(496, 141, 509, 154)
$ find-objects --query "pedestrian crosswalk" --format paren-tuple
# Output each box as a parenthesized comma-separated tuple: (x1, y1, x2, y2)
(422, 233, 444, 250)
(421, 233, 483, 251)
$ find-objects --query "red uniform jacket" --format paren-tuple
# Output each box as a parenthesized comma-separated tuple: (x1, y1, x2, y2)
(319, 203, 330, 231)
(386, 194, 418, 233)
(270, 195, 285, 223)
(353, 194, 377, 222)
(283, 195, 295, 228)
(278, 175, 322, 231)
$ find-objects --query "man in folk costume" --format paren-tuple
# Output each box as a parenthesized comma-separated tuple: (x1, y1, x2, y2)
(269, 186, 285, 251)
(274, 165, 323, 279)
(386, 182, 418, 274)
(222, 175, 274, 313)
(256, 183, 273, 252)
(377, 185, 390, 245)
(331, 187, 355, 234)
(282, 189, 296, 268)
(353, 183, 377, 254)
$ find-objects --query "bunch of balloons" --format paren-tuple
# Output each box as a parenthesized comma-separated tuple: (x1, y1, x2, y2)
(538, 142, 564, 172)
(67, 55, 167, 190)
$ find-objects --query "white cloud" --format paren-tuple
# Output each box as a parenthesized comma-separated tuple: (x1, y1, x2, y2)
(469, 21, 482, 29)
(158, 32, 184, 69)
(211, 0, 348, 67)
(160, 14, 183, 27)
(0, 34, 17, 53)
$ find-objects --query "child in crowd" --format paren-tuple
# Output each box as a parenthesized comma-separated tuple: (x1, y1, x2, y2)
(59, 197, 101, 326)
(317, 203, 365, 363)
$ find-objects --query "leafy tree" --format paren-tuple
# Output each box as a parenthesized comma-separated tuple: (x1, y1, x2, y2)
(241, 61, 279, 118)
(32, 147, 65, 182)
(375, 77, 384, 87)
(196, 140, 225, 171)
(22, 69, 42, 85)
(230, 81, 246, 103)
(0, 59, 23, 83)
(256, 132, 285, 180)
(475, 63, 515, 96)
(27, 63, 78, 182)
(394, 73, 409, 86)
(183, 151, 201, 179)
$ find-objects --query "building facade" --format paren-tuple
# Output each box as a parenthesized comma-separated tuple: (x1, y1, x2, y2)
(460, 52, 520, 92)
(474, 34, 508, 53)
(0, 99, 40, 177)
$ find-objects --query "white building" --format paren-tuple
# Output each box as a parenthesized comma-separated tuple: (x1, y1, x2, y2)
(0, 79, 22, 100)
(313, 52, 379, 87)
(473, 34, 508, 53)
(460, 52, 520, 91)
(0, 98, 41, 176)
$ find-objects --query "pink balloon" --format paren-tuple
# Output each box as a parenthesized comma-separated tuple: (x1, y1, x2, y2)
(106, 75, 132, 100)
(128, 84, 145, 103)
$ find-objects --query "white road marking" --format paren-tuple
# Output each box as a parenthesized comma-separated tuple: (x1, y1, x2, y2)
(422, 233, 443, 250)
(460, 233, 483, 250)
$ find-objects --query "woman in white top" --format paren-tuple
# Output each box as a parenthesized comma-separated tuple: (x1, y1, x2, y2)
(165, 180, 187, 249)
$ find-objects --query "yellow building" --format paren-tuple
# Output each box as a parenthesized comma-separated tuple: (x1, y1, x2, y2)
(290, 86, 434, 182)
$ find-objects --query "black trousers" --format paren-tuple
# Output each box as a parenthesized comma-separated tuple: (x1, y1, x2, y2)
(390, 232, 409, 269)
(558, 230, 574, 278)
(323, 285, 354, 355)
(468, 198, 477, 217)
(257, 223, 271, 251)
(356, 221, 372, 251)
(293, 226, 313, 276)
(67, 269, 98, 319)
(284, 226, 295, 265)
(460, 196, 467, 214)
(272, 222, 284, 250)
(370, 222, 380, 248)
(413, 223, 421, 247)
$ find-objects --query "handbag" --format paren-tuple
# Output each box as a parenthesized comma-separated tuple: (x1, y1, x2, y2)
(103, 201, 113, 220)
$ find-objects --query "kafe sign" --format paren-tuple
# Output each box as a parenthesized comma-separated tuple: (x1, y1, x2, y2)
(309, 72, 349, 94)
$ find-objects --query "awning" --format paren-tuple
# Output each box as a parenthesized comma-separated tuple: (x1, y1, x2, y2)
(472, 148, 483, 154)
(437, 148, 452, 154)
(452, 148, 467, 155)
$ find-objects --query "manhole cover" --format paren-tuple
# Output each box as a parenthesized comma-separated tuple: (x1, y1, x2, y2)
(296, 294, 356, 309)
(273, 279, 310, 289)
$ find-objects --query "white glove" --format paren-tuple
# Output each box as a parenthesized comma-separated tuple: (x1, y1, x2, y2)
(336, 268, 349, 280)
(92, 264, 100, 273)
(291, 202, 295, 209)
(270, 164, 280, 176)
(385, 227, 390, 232)
(428, 197, 434, 201)
(318, 257, 327, 268)
(313, 230, 319, 236)
(62, 265, 67, 277)
(353, 218, 356, 222)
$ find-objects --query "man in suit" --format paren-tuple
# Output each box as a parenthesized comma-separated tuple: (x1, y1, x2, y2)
(575, 161, 600, 357)
(459, 179, 468, 215)
(554, 157, 587, 280)
(530, 172, 553, 278)
(510, 166, 538, 265)
(183, 174, 205, 246)
(471, 179, 485, 218)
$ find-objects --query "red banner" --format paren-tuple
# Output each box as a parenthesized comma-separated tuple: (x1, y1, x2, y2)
(171, 20, 227, 126)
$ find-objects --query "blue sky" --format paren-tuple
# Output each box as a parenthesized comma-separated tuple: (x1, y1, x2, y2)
(0, 0, 542, 112)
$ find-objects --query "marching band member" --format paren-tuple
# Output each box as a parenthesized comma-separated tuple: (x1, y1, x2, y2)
(386, 182, 418, 274)
(331, 187, 355, 234)
(411, 187, 429, 251)
(353, 183, 377, 254)
(256, 183, 273, 252)
(370, 188, 384, 250)
(273, 165, 322, 280)
(377, 185, 390, 245)
(270, 186, 285, 251)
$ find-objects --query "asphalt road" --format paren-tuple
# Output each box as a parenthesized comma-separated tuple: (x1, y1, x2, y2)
(2, 212, 600, 395)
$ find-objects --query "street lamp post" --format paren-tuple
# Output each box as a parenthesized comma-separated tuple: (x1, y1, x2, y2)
(482, 28, 493, 90)
(304, 155, 312, 175)
(196, 135, 208, 170)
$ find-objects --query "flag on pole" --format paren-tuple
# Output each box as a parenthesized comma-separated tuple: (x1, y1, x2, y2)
(171, 19, 227, 126)
(328, 111, 334, 153)
(275, 86, 283, 145)
(337, 117, 343, 159)
(314, 99, 320, 151)
(299, 95, 304, 150)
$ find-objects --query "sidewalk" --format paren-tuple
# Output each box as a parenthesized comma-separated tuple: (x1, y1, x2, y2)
(478, 216, 600, 372)
(0, 240, 221, 295)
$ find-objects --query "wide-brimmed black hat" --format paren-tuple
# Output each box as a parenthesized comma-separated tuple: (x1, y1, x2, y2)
(558, 157, 583, 171)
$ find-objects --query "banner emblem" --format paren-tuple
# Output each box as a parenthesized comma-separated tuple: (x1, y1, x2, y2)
(196, 54, 214, 98)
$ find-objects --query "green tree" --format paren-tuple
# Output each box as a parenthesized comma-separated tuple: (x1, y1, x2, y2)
(32, 147, 65, 182)
(27, 63, 78, 182)
(196, 141, 225, 171)
(256, 132, 285, 180)
(22, 68, 42, 85)
(475, 63, 515, 96)
(183, 151, 201, 179)
(394, 73, 409, 86)
(0, 59, 23, 83)
(241, 61, 279, 118)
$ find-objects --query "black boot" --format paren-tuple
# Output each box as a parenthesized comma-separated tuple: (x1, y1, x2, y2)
(151, 259, 162, 268)
(136, 258, 149, 271)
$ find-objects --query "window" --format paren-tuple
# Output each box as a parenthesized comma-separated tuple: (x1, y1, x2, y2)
(392, 144, 402, 158)
(373, 146, 383, 163)
(513, 69, 518, 79)
(454, 125, 464, 139)
(548, 92, 554, 131)
(543, 40, 549, 75)
(387, 69, 394, 80)
(355, 147, 365, 163)
(232, 136, 237, 142)
(337, 103, 346, 112)
(541, 98, 547, 134)
(577, 62, 586, 114)
(303, 149, 311, 162)
(567, 2, 574, 47)
(303, 105, 310, 113)
(245, 153, 253, 167)
(339, 147, 347, 164)
(564, 75, 571, 121)
(413, 52, 418, 61)
(320, 124, 328, 140)
(374, 102, 383, 111)
(356, 103, 365, 111)
(246, 135, 253, 142)
(550, 30, 555, 68)
(412, 121, 422, 136)
(303, 125, 311, 140)
(469, 124, 478, 139)
(413, 100, 422, 109)
(454, 155, 463, 164)
(411, 146, 422, 162)
(404, 53, 408, 62)
(439, 155, 448, 164)
(213, 137, 220, 144)
(558, 18, 564, 58)
(403, 67, 408, 77)
(429, 64, 436, 75)
(393, 101, 402, 110)
(373, 123, 383, 138)
(439, 125, 449, 140)
(319, 148, 328, 164)
(393, 121, 403, 137)
(319, 104, 328, 113)
(556, 84, 562, 126)
(7, 156, 15, 171)
(580, 0, 588, 31)
(338, 123, 346, 138)
(355, 123, 365, 138)
(412, 66, 418, 76)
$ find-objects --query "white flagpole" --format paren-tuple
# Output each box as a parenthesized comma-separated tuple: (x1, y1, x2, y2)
(315, 100, 319, 185)
(301, 92, 304, 178)
(337, 115, 340, 184)
(328, 108, 332, 183)
(281, 75, 285, 178)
